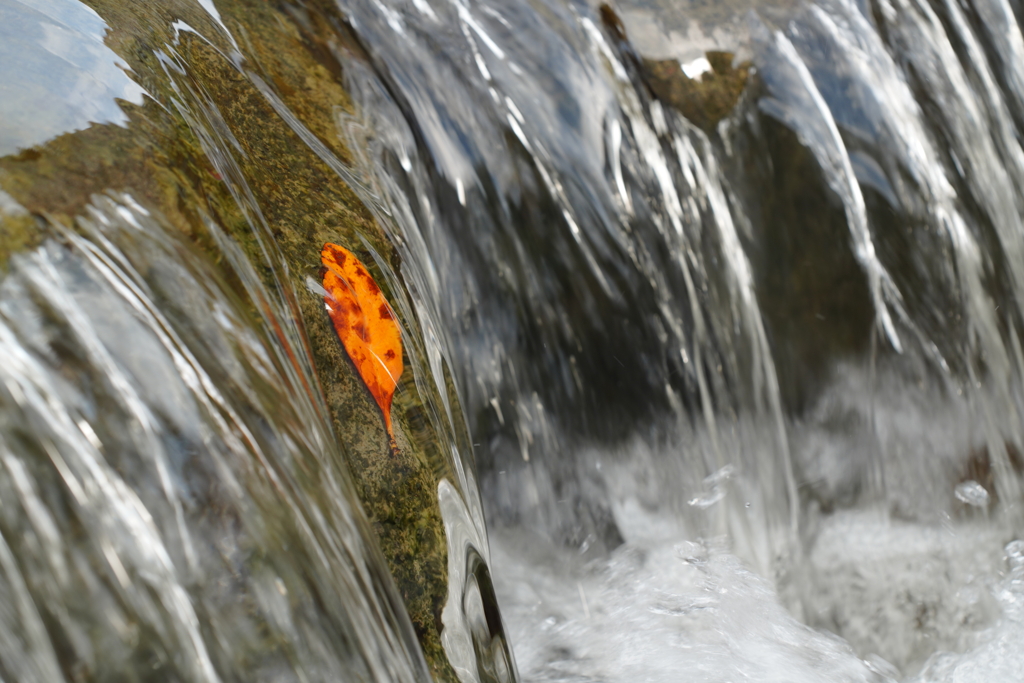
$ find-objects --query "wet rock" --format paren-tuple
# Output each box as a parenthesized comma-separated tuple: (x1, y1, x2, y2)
(0, 1, 464, 679)
(641, 51, 752, 134)
(597, 4, 752, 134)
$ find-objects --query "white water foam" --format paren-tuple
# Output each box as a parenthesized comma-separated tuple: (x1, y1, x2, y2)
(491, 501, 1020, 683)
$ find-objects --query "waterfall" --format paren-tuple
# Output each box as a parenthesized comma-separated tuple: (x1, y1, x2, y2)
(330, 0, 1024, 676)
(4, 0, 1024, 679)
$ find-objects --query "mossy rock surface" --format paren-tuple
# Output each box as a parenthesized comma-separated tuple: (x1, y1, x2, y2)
(642, 51, 752, 133)
(0, 2, 457, 680)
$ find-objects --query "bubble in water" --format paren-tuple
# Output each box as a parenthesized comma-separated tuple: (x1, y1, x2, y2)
(954, 480, 991, 508)
(1006, 540, 1024, 570)
(688, 465, 734, 509)
(688, 488, 726, 509)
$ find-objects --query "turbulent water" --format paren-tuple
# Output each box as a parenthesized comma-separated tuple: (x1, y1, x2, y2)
(5, 0, 1024, 679)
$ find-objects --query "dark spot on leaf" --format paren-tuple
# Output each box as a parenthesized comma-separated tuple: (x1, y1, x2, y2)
(357, 267, 380, 290)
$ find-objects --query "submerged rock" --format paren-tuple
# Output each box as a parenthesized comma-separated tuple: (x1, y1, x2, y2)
(0, 190, 38, 270)
(0, 1, 491, 680)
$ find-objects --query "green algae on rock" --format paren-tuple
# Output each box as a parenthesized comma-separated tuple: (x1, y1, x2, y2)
(0, 190, 41, 272)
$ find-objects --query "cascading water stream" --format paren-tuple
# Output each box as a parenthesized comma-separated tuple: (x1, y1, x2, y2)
(0, 193, 430, 682)
(5, 0, 1024, 679)
(328, 0, 1024, 678)
(333, 0, 804, 574)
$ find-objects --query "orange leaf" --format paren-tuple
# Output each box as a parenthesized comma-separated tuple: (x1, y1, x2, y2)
(321, 243, 404, 447)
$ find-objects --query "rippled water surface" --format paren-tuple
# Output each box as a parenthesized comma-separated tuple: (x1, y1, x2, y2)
(0, 0, 145, 155)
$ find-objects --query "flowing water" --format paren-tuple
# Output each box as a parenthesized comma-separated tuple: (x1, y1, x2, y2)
(4, 0, 1024, 679)
(0, 193, 432, 681)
